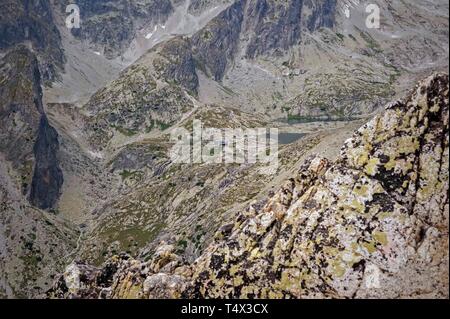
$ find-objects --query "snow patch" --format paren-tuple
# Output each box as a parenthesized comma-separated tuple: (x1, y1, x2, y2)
(145, 25, 159, 39)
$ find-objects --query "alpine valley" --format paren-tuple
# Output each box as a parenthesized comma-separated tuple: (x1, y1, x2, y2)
(0, 0, 448, 299)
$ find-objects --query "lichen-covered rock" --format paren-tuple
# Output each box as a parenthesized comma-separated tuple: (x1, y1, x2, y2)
(48, 73, 449, 299)
(184, 73, 448, 299)
(143, 273, 189, 299)
(48, 246, 189, 299)
(48, 254, 135, 299)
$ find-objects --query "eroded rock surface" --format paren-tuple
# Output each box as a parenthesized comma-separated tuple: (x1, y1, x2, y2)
(49, 73, 449, 299)
(0, 46, 63, 210)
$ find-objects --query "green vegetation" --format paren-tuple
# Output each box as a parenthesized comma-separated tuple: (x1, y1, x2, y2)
(287, 114, 357, 123)
(176, 239, 188, 253)
(119, 170, 143, 181)
(112, 125, 138, 137)
(359, 30, 382, 53)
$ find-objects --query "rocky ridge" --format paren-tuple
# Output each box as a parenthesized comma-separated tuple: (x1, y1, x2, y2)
(49, 73, 449, 299)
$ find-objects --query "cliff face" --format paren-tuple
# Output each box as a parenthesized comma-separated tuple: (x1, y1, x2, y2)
(191, 0, 245, 81)
(55, 0, 174, 58)
(0, 47, 43, 165)
(0, 47, 76, 298)
(49, 73, 449, 299)
(244, 0, 304, 59)
(29, 117, 64, 210)
(190, 0, 338, 80)
(304, 0, 336, 32)
(158, 37, 199, 95)
(0, 46, 63, 210)
(0, 0, 64, 83)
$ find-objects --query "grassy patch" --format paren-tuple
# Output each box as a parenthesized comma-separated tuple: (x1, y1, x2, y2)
(112, 125, 138, 137)
(119, 170, 143, 181)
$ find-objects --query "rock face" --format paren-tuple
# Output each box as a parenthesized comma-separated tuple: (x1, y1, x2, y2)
(49, 73, 449, 299)
(0, 46, 73, 299)
(244, 0, 337, 59)
(304, 0, 336, 32)
(29, 116, 64, 210)
(157, 37, 199, 95)
(56, 0, 174, 58)
(0, 0, 64, 83)
(0, 46, 63, 210)
(190, 0, 338, 80)
(244, 0, 304, 59)
(191, 0, 245, 81)
(185, 73, 449, 299)
(0, 46, 43, 166)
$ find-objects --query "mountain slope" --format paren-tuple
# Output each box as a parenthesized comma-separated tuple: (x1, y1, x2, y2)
(0, 0, 448, 299)
(49, 73, 449, 299)
(0, 0, 64, 83)
(41, 0, 448, 278)
(190, 0, 448, 119)
(0, 48, 77, 298)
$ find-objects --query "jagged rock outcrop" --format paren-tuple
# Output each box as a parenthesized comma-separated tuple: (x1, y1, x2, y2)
(29, 116, 64, 210)
(0, 0, 64, 83)
(184, 73, 448, 299)
(55, 0, 174, 58)
(190, 0, 338, 80)
(157, 37, 199, 95)
(191, 0, 245, 81)
(49, 73, 449, 299)
(0, 46, 63, 210)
